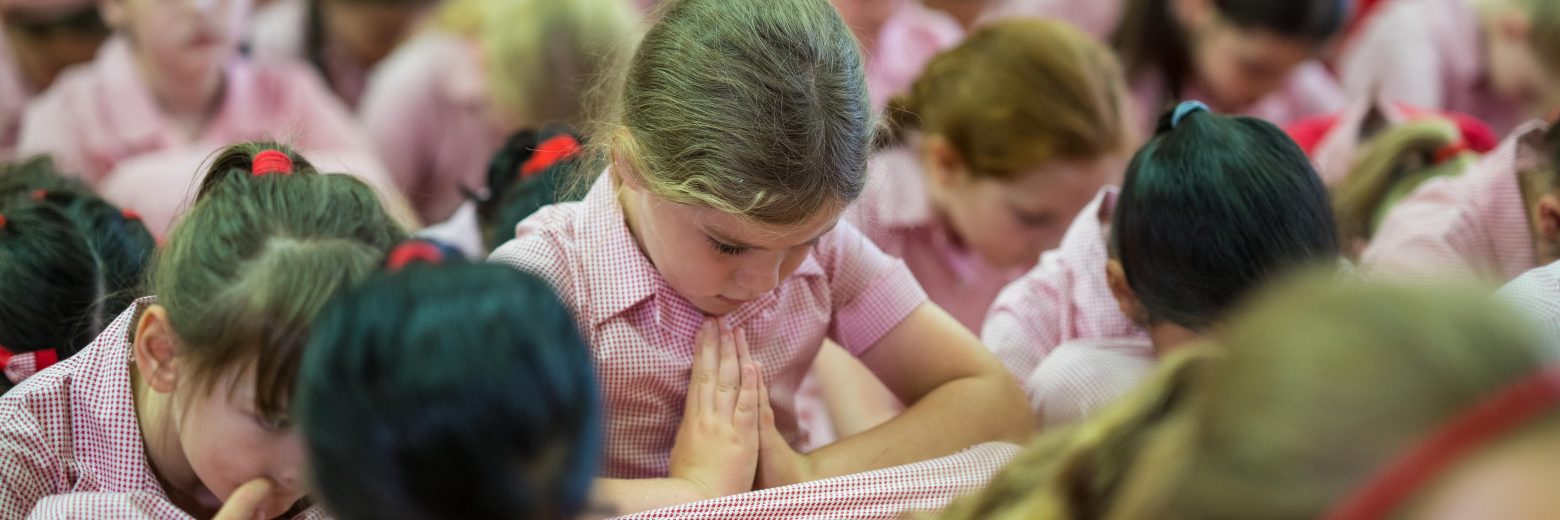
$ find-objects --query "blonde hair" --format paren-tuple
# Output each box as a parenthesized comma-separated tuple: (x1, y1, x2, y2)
(885, 19, 1130, 178)
(941, 275, 1557, 520)
(595, 0, 871, 224)
(1332, 119, 1475, 251)
(480, 0, 640, 127)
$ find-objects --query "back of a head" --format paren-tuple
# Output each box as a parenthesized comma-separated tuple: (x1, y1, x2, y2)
(1333, 119, 1474, 251)
(1114, 277, 1558, 519)
(299, 259, 599, 520)
(886, 18, 1129, 177)
(1111, 0, 1345, 89)
(1111, 105, 1339, 330)
(481, 0, 640, 127)
(610, 0, 871, 224)
(148, 142, 406, 422)
(0, 158, 155, 389)
(479, 128, 590, 251)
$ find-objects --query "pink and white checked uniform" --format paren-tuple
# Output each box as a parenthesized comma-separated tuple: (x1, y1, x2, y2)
(865, 2, 963, 109)
(1362, 121, 1548, 284)
(358, 30, 507, 225)
(1024, 337, 1153, 426)
(16, 37, 387, 188)
(615, 442, 1020, 520)
(488, 173, 928, 478)
(1337, 0, 1529, 137)
(0, 299, 325, 519)
(847, 146, 1030, 332)
(1130, 61, 1347, 133)
(981, 188, 1145, 387)
(1500, 261, 1560, 347)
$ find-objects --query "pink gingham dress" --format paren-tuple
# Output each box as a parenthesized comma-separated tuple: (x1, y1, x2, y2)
(1362, 121, 1547, 284)
(614, 442, 1021, 519)
(0, 299, 326, 519)
(981, 188, 1146, 386)
(488, 173, 928, 478)
(847, 146, 1030, 332)
(1024, 337, 1153, 426)
(1500, 261, 1560, 346)
(865, 2, 963, 110)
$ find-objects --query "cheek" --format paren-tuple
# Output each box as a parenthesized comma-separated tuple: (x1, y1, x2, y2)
(180, 405, 269, 499)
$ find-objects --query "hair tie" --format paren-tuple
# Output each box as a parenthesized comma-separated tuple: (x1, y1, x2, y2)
(1432, 141, 1471, 165)
(121, 209, 141, 221)
(0, 214, 6, 230)
(0, 343, 57, 385)
(1324, 365, 1560, 520)
(29, 189, 46, 201)
(1171, 101, 1210, 129)
(521, 134, 584, 179)
(385, 241, 447, 272)
(252, 150, 295, 177)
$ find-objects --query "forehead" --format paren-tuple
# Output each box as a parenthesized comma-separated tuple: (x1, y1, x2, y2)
(681, 200, 844, 249)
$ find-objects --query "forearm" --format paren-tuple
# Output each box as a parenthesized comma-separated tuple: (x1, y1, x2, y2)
(591, 477, 712, 516)
(805, 365, 1033, 479)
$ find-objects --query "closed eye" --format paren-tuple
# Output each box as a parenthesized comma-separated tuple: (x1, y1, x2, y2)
(707, 236, 747, 256)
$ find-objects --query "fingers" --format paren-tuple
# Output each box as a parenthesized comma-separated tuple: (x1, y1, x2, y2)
(687, 319, 718, 413)
(736, 364, 760, 431)
(213, 478, 273, 520)
(756, 364, 774, 430)
(716, 323, 740, 418)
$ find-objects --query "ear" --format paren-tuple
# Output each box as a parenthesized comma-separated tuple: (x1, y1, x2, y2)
(99, 0, 129, 31)
(1171, 0, 1215, 31)
(133, 305, 182, 394)
(1537, 194, 1560, 243)
(921, 134, 970, 191)
(1106, 259, 1149, 325)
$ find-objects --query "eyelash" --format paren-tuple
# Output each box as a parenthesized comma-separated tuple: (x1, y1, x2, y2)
(708, 237, 746, 256)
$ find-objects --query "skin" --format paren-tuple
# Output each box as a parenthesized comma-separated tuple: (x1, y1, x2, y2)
(829, 0, 906, 52)
(614, 161, 1032, 488)
(318, 0, 432, 71)
(1173, 0, 1322, 112)
(922, 135, 1121, 268)
(99, 0, 251, 137)
(2, 9, 108, 92)
(1409, 423, 1560, 520)
(132, 305, 309, 520)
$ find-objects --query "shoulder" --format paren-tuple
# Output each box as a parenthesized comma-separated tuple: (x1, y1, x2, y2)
(488, 201, 585, 297)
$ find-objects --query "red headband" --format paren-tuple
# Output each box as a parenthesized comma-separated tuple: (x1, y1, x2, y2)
(252, 150, 295, 177)
(0, 343, 58, 385)
(386, 242, 446, 272)
(520, 134, 583, 178)
(1324, 365, 1560, 520)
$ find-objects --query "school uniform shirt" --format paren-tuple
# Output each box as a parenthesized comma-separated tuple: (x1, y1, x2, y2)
(1024, 337, 1153, 426)
(1362, 120, 1548, 284)
(866, 2, 963, 110)
(16, 37, 392, 190)
(1293, 98, 1499, 187)
(847, 145, 1029, 332)
(981, 188, 1146, 388)
(977, 0, 1123, 40)
(415, 200, 485, 259)
(357, 30, 507, 225)
(1130, 61, 1347, 134)
(489, 173, 928, 479)
(1499, 261, 1560, 347)
(249, 0, 372, 108)
(615, 442, 1021, 520)
(1337, 0, 1529, 137)
(0, 298, 327, 520)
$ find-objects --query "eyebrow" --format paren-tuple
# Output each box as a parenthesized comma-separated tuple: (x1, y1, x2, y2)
(704, 222, 838, 251)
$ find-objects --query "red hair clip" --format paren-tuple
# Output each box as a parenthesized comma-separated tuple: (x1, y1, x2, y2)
(520, 134, 583, 179)
(1324, 364, 1560, 520)
(252, 150, 295, 177)
(122, 209, 141, 221)
(0, 343, 57, 385)
(386, 241, 445, 272)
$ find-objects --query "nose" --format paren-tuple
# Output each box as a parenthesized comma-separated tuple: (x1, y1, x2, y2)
(732, 254, 783, 298)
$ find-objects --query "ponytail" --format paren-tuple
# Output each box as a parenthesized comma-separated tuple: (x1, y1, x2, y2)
(1332, 119, 1472, 253)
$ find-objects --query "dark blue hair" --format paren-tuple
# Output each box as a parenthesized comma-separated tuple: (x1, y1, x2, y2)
(1111, 103, 1339, 329)
(297, 258, 600, 520)
(477, 127, 588, 252)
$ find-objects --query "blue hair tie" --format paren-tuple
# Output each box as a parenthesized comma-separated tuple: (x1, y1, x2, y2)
(1171, 101, 1210, 129)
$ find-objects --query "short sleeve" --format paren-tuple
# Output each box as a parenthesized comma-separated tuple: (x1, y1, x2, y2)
(487, 203, 582, 310)
(0, 402, 61, 518)
(819, 222, 928, 355)
(981, 272, 1066, 383)
(26, 492, 192, 520)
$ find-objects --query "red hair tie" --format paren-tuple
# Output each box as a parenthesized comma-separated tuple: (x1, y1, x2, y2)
(29, 189, 46, 201)
(121, 209, 141, 221)
(520, 134, 583, 178)
(0, 343, 58, 385)
(386, 242, 445, 272)
(252, 150, 295, 177)
(1324, 365, 1560, 520)
(1432, 141, 1471, 165)
(0, 214, 7, 230)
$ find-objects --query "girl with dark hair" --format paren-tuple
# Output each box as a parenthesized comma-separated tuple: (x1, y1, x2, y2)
(0, 158, 155, 392)
(984, 101, 1341, 426)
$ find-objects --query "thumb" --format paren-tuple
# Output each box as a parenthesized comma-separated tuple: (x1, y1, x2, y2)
(214, 478, 274, 520)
